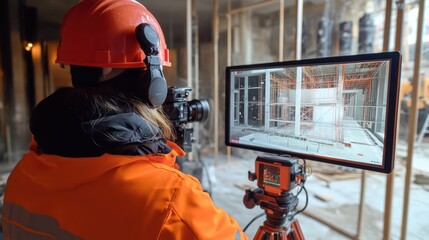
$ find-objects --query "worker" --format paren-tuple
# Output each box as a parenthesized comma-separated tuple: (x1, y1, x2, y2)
(399, 74, 429, 140)
(1, 0, 248, 239)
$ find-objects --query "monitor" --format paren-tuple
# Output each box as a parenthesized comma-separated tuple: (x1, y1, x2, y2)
(225, 52, 401, 173)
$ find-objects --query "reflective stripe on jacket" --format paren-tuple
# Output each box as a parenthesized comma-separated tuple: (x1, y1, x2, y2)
(2, 141, 248, 240)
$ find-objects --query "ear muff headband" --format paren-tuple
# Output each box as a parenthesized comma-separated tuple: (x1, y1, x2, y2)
(135, 23, 167, 108)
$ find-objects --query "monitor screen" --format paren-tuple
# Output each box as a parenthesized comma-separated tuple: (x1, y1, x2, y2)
(225, 52, 401, 173)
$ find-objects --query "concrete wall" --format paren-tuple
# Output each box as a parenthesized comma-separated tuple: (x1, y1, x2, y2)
(0, 0, 32, 162)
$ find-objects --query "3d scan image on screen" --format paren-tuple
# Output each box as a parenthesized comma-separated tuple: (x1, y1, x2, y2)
(226, 52, 401, 173)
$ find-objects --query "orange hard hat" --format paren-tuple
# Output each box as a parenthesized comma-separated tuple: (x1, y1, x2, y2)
(56, 0, 170, 68)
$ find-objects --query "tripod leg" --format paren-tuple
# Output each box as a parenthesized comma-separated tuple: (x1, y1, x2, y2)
(287, 220, 305, 240)
(254, 224, 289, 240)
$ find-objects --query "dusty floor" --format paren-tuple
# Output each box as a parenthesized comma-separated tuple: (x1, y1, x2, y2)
(201, 141, 429, 240)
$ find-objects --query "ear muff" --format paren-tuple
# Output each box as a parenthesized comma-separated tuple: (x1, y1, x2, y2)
(135, 23, 167, 108)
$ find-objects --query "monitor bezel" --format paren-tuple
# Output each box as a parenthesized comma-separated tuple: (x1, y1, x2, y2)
(225, 51, 401, 173)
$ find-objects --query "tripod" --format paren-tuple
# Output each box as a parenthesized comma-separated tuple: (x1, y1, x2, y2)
(242, 155, 307, 240)
(244, 189, 305, 240)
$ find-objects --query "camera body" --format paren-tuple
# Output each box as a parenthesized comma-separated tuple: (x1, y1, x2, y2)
(163, 87, 192, 126)
(162, 86, 210, 153)
(163, 87, 209, 127)
(243, 155, 305, 220)
(250, 155, 304, 195)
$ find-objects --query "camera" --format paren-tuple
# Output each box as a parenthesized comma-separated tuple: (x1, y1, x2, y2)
(244, 155, 305, 209)
(163, 87, 210, 126)
(162, 86, 210, 152)
(251, 155, 304, 195)
(243, 155, 306, 234)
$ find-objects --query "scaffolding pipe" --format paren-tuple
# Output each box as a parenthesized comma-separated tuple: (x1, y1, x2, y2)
(355, 61, 376, 240)
(226, 0, 231, 163)
(295, 67, 302, 136)
(352, 68, 364, 240)
(227, 0, 232, 66)
(295, 0, 303, 60)
(186, 0, 193, 161)
(395, 0, 405, 52)
(382, 0, 394, 239)
(213, 0, 219, 166)
(264, 71, 271, 131)
(357, 171, 366, 240)
(279, 0, 284, 61)
(193, 0, 199, 99)
(382, 0, 393, 52)
(401, 0, 425, 239)
(192, 0, 200, 158)
(186, 0, 192, 90)
(336, 65, 344, 142)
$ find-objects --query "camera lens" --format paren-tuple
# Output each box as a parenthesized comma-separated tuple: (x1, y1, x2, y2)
(188, 99, 210, 122)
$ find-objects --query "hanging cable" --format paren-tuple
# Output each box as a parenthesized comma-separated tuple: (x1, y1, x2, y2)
(243, 212, 265, 233)
(293, 185, 308, 217)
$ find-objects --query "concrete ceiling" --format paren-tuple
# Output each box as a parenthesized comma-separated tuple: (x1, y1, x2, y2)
(23, 0, 341, 46)
(24, 0, 228, 46)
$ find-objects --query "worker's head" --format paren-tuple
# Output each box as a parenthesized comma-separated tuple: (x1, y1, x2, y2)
(31, 0, 175, 157)
(56, 0, 170, 108)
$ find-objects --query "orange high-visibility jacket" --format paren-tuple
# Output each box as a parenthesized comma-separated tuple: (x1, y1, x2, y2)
(2, 141, 248, 240)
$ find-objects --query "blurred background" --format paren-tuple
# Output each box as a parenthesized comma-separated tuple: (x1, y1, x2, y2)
(0, 0, 428, 239)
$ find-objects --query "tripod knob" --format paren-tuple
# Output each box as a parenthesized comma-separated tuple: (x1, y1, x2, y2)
(248, 171, 257, 181)
(243, 189, 256, 209)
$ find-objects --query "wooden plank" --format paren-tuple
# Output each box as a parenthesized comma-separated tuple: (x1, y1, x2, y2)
(414, 173, 429, 185)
